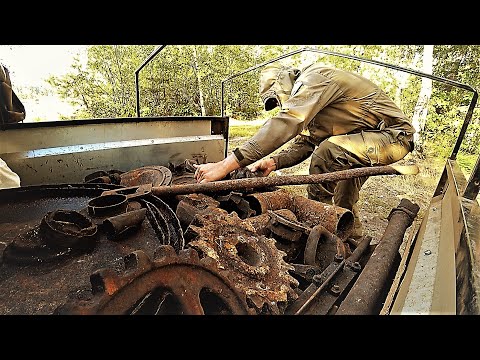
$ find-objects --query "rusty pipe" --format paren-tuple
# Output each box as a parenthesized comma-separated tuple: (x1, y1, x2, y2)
(151, 165, 419, 197)
(245, 189, 295, 214)
(292, 196, 354, 239)
(245, 189, 353, 240)
(102, 208, 147, 241)
(335, 198, 420, 315)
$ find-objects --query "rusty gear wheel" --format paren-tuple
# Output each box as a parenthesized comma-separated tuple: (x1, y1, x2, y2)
(187, 208, 299, 314)
(55, 246, 250, 315)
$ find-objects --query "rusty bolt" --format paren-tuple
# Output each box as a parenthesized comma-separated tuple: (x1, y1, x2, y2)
(312, 274, 323, 287)
(330, 284, 341, 296)
(334, 254, 344, 262)
(306, 268, 316, 279)
(351, 261, 362, 272)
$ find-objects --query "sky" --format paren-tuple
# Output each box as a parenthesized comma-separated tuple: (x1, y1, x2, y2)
(0, 45, 88, 121)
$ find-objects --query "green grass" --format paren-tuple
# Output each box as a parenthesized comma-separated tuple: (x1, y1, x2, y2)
(229, 124, 262, 138)
(457, 153, 477, 179)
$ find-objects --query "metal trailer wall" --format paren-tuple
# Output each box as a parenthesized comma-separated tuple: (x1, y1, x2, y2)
(0, 117, 229, 185)
(388, 159, 480, 315)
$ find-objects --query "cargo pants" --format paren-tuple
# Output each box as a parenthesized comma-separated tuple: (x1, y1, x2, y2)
(307, 130, 413, 238)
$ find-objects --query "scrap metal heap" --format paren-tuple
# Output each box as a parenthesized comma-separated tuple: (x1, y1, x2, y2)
(0, 161, 420, 315)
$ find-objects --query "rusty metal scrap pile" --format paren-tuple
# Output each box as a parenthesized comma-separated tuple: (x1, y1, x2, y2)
(0, 161, 419, 315)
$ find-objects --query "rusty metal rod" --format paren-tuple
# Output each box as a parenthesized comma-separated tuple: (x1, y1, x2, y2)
(152, 165, 419, 197)
(292, 235, 372, 315)
(347, 235, 372, 265)
(294, 260, 345, 315)
(335, 198, 420, 315)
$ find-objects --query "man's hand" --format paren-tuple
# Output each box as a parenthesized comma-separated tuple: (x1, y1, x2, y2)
(248, 158, 276, 177)
(193, 153, 241, 183)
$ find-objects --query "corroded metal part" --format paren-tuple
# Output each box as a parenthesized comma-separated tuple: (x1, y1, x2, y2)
(230, 167, 261, 179)
(241, 190, 354, 240)
(3, 209, 99, 265)
(291, 264, 323, 283)
(103, 208, 147, 241)
(0, 184, 184, 314)
(3, 225, 74, 265)
(243, 212, 271, 235)
(303, 225, 347, 271)
(245, 209, 297, 231)
(40, 209, 98, 250)
(245, 189, 294, 214)
(244, 209, 297, 235)
(244, 209, 306, 263)
(175, 193, 220, 231)
(292, 196, 354, 240)
(55, 247, 250, 315)
(216, 191, 256, 219)
(171, 174, 196, 185)
(88, 194, 128, 218)
(266, 210, 309, 263)
(169, 159, 198, 186)
(169, 158, 202, 176)
(267, 210, 310, 242)
(119, 166, 173, 187)
(336, 199, 420, 315)
(140, 195, 185, 252)
(187, 207, 299, 314)
(286, 235, 371, 315)
(84, 170, 123, 185)
(151, 165, 417, 197)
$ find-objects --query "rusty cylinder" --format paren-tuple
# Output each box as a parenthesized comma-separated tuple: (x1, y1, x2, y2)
(245, 189, 295, 214)
(335, 198, 420, 315)
(245, 190, 354, 240)
(292, 196, 354, 240)
(102, 208, 147, 241)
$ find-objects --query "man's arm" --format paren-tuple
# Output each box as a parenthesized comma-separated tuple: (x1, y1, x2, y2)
(270, 134, 316, 170)
(193, 153, 240, 183)
(193, 109, 309, 183)
(235, 72, 343, 168)
(249, 134, 316, 176)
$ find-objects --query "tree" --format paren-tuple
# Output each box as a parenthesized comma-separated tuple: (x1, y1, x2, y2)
(48, 45, 154, 119)
(423, 45, 480, 157)
(48, 44, 480, 159)
(192, 46, 206, 116)
(411, 45, 434, 152)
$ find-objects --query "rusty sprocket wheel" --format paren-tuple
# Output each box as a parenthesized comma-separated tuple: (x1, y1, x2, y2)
(55, 246, 250, 315)
(187, 208, 299, 314)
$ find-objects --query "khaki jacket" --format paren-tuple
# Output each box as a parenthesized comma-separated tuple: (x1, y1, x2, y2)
(234, 63, 415, 168)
